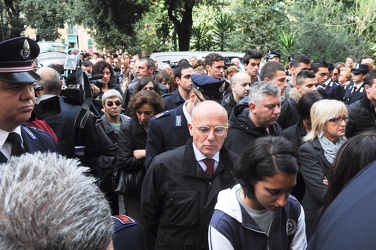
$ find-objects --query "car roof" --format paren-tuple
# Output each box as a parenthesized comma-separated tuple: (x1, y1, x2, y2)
(150, 51, 245, 69)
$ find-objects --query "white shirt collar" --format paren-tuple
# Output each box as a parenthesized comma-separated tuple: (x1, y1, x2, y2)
(0, 126, 23, 159)
(183, 101, 192, 124)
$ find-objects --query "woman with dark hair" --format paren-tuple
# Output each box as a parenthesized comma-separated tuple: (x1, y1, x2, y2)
(299, 99, 348, 240)
(116, 91, 165, 223)
(92, 61, 123, 114)
(209, 136, 307, 250)
(320, 131, 376, 218)
(135, 77, 161, 93)
(155, 70, 172, 92)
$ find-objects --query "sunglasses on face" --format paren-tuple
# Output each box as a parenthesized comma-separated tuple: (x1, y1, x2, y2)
(106, 100, 122, 107)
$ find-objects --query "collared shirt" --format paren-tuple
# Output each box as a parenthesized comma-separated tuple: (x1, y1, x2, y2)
(183, 101, 192, 124)
(0, 126, 23, 159)
(192, 142, 220, 172)
(353, 81, 364, 93)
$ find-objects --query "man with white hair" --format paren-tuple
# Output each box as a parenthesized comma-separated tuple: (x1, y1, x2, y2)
(0, 152, 114, 250)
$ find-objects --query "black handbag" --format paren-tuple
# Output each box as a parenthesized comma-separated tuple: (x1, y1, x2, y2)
(114, 168, 146, 194)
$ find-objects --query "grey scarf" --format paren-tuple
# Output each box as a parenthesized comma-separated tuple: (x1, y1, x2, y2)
(318, 136, 347, 164)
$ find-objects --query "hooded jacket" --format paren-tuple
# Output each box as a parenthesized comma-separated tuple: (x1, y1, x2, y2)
(224, 106, 282, 155)
(208, 184, 307, 250)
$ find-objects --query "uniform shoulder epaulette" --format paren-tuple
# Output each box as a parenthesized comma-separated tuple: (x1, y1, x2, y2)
(112, 215, 136, 225)
(154, 110, 171, 119)
(162, 92, 173, 98)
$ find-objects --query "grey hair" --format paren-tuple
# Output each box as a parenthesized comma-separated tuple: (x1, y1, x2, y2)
(102, 89, 123, 105)
(0, 152, 113, 250)
(249, 81, 281, 105)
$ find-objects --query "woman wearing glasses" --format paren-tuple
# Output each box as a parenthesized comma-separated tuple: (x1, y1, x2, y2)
(95, 89, 131, 215)
(298, 99, 348, 240)
(116, 91, 165, 223)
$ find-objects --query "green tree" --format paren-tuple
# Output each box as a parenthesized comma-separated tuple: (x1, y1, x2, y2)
(191, 24, 210, 50)
(288, 0, 375, 62)
(70, 0, 148, 50)
(227, 0, 289, 53)
(2, 0, 24, 39)
(21, 0, 66, 41)
(213, 12, 234, 51)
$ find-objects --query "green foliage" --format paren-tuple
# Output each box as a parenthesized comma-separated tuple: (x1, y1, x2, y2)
(191, 24, 211, 50)
(277, 30, 296, 57)
(213, 12, 235, 51)
(228, 0, 289, 53)
(20, 0, 66, 41)
(288, 0, 376, 62)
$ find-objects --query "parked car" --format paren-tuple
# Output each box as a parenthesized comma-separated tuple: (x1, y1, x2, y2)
(150, 51, 245, 70)
(36, 41, 69, 67)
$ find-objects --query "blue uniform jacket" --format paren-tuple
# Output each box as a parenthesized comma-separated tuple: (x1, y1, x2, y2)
(145, 104, 191, 168)
(0, 124, 59, 163)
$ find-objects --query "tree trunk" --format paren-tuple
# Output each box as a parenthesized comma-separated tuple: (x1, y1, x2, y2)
(167, 0, 195, 51)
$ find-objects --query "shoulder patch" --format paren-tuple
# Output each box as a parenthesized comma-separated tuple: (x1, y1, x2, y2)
(112, 215, 135, 225)
(155, 110, 171, 119)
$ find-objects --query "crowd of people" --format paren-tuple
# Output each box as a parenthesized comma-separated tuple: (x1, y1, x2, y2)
(1, 36, 376, 249)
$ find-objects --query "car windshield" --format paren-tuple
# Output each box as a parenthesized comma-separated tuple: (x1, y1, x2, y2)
(38, 42, 68, 53)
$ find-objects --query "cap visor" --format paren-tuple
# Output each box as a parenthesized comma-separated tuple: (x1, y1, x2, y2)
(0, 71, 40, 83)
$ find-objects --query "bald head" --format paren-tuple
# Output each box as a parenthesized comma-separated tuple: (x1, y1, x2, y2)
(189, 101, 228, 158)
(191, 100, 228, 123)
(231, 72, 252, 102)
(36, 67, 61, 95)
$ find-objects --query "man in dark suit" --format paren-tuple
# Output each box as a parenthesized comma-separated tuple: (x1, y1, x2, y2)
(141, 101, 237, 250)
(0, 37, 58, 163)
(343, 63, 369, 105)
(144, 74, 229, 168)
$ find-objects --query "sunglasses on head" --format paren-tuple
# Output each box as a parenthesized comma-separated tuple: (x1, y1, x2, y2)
(106, 100, 122, 107)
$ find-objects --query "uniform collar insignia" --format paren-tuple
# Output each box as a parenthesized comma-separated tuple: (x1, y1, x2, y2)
(20, 39, 31, 59)
(219, 82, 226, 92)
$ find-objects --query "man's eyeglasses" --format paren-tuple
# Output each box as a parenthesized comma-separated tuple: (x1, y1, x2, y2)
(193, 124, 229, 136)
(328, 116, 349, 123)
(106, 100, 122, 107)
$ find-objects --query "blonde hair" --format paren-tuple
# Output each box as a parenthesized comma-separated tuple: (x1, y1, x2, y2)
(340, 67, 352, 80)
(303, 99, 348, 141)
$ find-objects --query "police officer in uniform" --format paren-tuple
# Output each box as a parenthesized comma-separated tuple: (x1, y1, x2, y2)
(0, 37, 58, 163)
(145, 74, 229, 168)
(343, 63, 369, 105)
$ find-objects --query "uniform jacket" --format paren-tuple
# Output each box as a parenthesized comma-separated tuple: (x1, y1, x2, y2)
(162, 90, 185, 110)
(346, 96, 376, 138)
(224, 107, 282, 155)
(322, 80, 344, 101)
(141, 139, 238, 250)
(116, 117, 147, 172)
(298, 138, 332, 222)
(209, 184, 307, 250)
(145, 104, 191, 168)
(343, 81, 366, 105)
(0, 124, 59, 163)
(308, 160, 376, 249)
